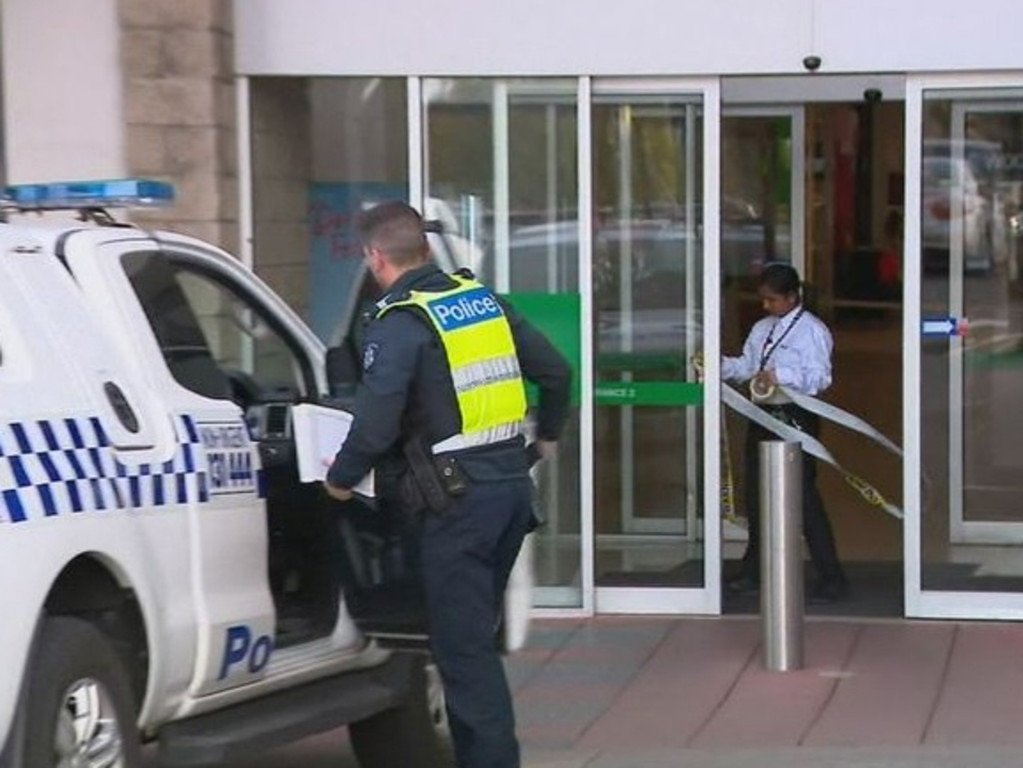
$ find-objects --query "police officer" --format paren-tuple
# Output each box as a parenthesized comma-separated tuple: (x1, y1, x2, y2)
(324, 201, 571, 768)
(722, 263, 848, 604)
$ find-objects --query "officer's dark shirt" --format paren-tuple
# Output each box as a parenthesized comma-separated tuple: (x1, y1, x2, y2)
(327, 263, 571, 491)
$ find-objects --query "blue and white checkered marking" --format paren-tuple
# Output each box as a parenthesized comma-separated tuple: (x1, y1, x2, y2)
(0, 414, 257, 525)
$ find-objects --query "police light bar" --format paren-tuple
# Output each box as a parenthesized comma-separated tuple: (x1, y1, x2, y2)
(3, 178, 175, 211)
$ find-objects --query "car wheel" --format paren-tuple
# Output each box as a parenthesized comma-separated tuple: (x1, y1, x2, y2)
(18, 616, 142, 768)
(348, 656, 454, 768)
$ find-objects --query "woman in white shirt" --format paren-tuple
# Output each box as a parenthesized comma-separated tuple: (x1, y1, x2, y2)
(722, 263, 848, 604)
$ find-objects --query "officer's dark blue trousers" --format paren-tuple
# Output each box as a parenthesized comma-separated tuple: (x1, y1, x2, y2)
(420, 476, 533, 768)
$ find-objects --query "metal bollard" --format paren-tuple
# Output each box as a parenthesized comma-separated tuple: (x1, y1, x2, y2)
(759, 441, 803, 671)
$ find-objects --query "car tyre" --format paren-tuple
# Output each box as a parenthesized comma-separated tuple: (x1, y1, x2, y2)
(19, 616, 142, 768)
(348, 655, 454, 768)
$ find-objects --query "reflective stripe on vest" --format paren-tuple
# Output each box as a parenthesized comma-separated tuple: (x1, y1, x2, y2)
(380, 275, 527, 451)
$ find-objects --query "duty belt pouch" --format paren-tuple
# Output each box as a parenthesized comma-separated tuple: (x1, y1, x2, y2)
(433, 454, 469, 497)
(402, 437, 452, 515)
(397, 471, 427, 517)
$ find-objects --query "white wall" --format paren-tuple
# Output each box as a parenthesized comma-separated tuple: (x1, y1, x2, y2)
(1, 0, 125, 183)
(235, 0, 1023, 78)
(235, 0, 811, 76)
(817, 1, 1023, 73)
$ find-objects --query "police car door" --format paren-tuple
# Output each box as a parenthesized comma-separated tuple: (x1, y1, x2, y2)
(63, 231, 360, 697)
(0, 233, 158, 452)
(0, 228, 184, 743)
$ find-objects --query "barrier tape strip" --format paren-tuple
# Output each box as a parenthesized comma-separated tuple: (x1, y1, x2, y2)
(720, 404, 742, 526)
(721, 385, 904, 520)
(781, 388, 903, 459)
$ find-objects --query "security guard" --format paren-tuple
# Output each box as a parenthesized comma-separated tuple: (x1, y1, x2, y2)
(722, 263, 848, 604)
(325, 201, 571, 768)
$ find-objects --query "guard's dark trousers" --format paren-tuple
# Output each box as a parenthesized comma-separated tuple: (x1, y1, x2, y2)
(739, 406, 844, 586)
(421, 476, 533, 768)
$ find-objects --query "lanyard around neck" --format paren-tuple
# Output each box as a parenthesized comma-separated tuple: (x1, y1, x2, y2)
(759, 306, 805, 371)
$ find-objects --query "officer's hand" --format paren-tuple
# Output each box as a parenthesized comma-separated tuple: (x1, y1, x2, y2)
(323, 482, 353, 502)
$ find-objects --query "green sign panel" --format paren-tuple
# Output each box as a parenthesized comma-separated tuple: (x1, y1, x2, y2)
(503, 292, 582, 406)
(595, 381, 703, 407)
(501, 293, 703, 408)
(597, 351, 688, 373)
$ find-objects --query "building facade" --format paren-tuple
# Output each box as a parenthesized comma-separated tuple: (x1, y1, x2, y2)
(5, 0, 1023, 621)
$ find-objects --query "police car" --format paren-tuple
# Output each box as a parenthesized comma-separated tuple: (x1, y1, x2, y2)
(0, 180, 532, 767)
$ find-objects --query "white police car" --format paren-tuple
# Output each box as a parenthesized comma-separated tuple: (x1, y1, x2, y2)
(0, 180, 532, 767)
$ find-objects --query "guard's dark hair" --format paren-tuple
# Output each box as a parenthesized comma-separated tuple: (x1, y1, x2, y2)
(758, 262, 802, 297)
(356, 200, 428, 268)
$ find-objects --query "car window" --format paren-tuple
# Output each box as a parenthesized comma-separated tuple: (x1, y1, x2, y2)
(123, 251, 312, 405)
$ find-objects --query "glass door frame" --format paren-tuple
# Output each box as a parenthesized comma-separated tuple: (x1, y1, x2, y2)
(410, 76, 590, 613)
(408, 76, 722, 616)
(589, 77, 722, 615)
(947, 99, 1023, 547)
(906, 72, 1023, 619)
(718, 105, 806, 549)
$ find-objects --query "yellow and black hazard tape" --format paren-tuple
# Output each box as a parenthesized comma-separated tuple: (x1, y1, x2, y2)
(721, 385, 903, 520)
(692, 352, 902, 521)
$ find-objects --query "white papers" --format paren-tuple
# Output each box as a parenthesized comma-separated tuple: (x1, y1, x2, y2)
(291, 403, 375, 497)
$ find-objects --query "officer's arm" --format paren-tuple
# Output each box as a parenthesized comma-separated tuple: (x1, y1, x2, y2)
(502, 302, 572, 442)
(326, 312, 425, 490)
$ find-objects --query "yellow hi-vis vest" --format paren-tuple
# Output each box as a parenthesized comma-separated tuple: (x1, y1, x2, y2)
(380, 275, 527, 452)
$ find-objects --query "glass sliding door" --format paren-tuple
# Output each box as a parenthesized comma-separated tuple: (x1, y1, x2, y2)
(418, 77, 721, 615)
(719, 108, 804, 554)
(420, 78, 584, 610)
(591, 80, 721, 614)
(907, 75, 1023, 618)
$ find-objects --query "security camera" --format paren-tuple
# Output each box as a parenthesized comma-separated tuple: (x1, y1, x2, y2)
(864, 88, 883, 103)
(802, 55, 822, 72)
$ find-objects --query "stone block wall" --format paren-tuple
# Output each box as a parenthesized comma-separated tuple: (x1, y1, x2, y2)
(120, 0, 238, 256)
(249, 78, 312, 317)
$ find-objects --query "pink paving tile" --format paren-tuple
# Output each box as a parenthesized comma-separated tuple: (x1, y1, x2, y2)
(518, 722, 590, 747)
(925, 622, 1023, 746)
(687, 621, 860, 748)
(516, 681, 625, 703)
(578, 618, 762, 749)
(802, 621, 955, 746)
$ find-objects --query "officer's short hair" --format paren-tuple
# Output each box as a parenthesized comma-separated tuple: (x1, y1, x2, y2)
(357, 201, 428, 268)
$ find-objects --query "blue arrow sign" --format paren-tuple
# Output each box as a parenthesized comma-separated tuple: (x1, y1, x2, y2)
(922, 317, 964, 337)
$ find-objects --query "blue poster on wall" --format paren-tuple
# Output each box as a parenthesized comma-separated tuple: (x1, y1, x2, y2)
(308, 182, 404, 343)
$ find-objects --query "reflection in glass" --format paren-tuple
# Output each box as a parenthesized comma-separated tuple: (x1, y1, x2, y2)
(249, 77, 409, 340)
(920, 91, 1023, 592)
(721, 116, 794, 285)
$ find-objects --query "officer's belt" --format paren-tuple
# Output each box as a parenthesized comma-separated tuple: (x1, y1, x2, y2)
(432, 422, 523, 454)
(721, 384, 904, 520)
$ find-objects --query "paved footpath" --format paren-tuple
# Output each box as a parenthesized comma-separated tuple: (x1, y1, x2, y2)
(144, 615, 1023, 767)
(510, 616, 1023, 767)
